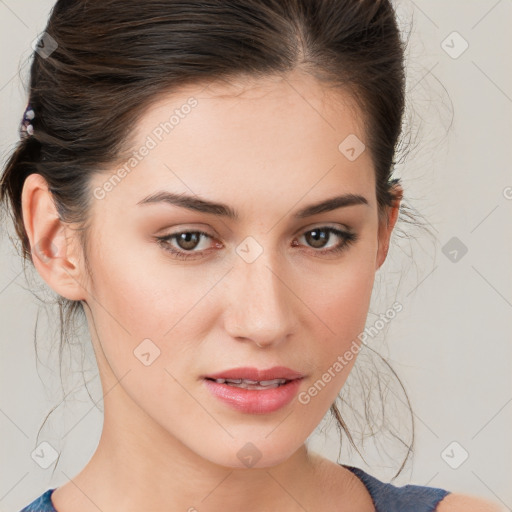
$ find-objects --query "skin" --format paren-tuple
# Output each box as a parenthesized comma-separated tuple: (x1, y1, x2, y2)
(22, 68, 403, 512)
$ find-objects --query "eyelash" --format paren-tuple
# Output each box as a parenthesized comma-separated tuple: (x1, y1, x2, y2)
(155, 226, 358, 261)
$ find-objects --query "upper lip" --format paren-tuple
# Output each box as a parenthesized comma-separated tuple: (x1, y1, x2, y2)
(204, 366, 304, 381)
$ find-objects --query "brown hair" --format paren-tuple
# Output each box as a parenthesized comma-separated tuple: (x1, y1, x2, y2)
(1, 0, 426, 479)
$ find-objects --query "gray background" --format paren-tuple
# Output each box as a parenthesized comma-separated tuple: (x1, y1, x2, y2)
(1, 1, 511, 510)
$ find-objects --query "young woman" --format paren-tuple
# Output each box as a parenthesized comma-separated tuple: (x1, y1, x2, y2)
(1, 1, 504, 511)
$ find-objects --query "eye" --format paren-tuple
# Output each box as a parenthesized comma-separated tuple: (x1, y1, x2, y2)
(155, 230, 218, 260)
(155, 226, 358, 261)
(293, 226, 358, 257)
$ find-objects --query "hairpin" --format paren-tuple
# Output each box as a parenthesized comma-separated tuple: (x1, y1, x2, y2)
(20, 103, 35, 139)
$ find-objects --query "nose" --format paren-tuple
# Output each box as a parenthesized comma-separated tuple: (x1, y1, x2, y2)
(223, 252, 295, 349)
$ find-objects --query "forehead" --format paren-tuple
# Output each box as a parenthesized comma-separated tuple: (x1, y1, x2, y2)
(136, 69, 367, 147)
(94, 69, 375, 213)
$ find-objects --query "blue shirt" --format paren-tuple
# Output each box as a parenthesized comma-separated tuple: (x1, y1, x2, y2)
(17, 463, 451, 511)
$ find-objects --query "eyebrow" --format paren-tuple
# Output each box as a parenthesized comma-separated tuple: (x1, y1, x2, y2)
(136, 191, 369, 219)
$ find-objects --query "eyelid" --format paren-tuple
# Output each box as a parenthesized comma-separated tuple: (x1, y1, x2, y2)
(293, 221, 353, 236)
(156, 221, 352, 240)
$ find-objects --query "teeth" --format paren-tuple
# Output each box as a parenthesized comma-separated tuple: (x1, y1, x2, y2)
(212, 378, 288, 388)
(259, 379, 287, 386)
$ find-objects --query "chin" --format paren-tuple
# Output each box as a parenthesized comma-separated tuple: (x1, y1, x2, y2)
(193, 435, 302, 471)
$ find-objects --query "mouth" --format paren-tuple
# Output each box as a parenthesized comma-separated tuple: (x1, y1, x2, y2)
(204, 377, 293, 390)
(201, 367, 305, 414)
(203, 365, 304, 382)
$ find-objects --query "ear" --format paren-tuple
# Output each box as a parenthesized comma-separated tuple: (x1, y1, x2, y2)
(21, 173, 88, 301)
(375, 182, 403, 270)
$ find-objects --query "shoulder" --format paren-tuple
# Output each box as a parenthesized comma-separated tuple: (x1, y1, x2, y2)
(17, 488, 57, 512)
(436, 492, 506, 512)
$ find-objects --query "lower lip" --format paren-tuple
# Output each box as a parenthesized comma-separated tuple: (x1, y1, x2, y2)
(203, 378, 303, 414)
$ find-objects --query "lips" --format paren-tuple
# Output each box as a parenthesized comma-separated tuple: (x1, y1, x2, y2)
(202, 366, 306, 413)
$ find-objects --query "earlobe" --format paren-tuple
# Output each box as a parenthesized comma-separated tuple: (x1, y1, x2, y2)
(21, 173, 88, 301)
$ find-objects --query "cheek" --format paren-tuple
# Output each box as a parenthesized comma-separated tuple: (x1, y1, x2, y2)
(84, 239, 207, 431)
(85, 233, 239, 427)
(304, 257, 376, 339)
(298, 256, 376, 396)
(88, 228, 214, 334)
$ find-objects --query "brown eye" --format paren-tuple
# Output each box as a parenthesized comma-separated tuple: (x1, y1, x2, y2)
(155, 230, 216, 260)
(174, 232, 202, 251)
(304, 228, 331, 249)
(296, 226, 358, 256)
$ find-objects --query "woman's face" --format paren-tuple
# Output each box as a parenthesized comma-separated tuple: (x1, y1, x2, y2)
(78, 70, 396, 469)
